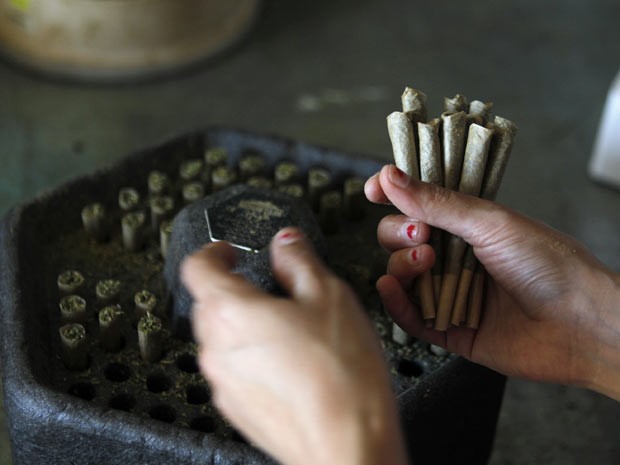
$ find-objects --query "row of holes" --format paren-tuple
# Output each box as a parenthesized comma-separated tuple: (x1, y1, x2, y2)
(103, 352, 197, 383)
(101, 355, 424, 391)
(70, 356, 423, 422)
(67, 384, 232, 436)
(68, 380, 210, 405)
(68, 386, 216, 433)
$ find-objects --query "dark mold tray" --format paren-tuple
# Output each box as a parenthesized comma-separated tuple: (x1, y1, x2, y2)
(0, 127, 505, 465)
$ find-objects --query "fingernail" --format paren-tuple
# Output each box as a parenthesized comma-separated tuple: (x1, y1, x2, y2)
(276, 229, 302, 245)
(411, 249, 418, 262)
(405, 223, 418, 241)
(388, 165, 410, 188)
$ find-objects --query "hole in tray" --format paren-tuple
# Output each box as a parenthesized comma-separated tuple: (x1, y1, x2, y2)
(108, 393, 136, 411)
(104, 362, 131, 382)
(146, 372, 172, 393)
(67, 382, 96, 401)
(149, 404, 176, 423)
(190, 416, 217, 434)
(176, 353, 199, 373)
(396, 359, 425, 378)
(186, 384, 210, 404)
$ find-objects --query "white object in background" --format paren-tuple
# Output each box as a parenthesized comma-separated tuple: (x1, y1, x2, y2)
(590, 68, 620, 189)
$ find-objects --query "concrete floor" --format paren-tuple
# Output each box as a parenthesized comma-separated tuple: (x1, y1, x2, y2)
(1, 0, 619, 463)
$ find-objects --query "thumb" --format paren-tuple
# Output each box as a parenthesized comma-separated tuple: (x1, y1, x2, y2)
(377, 164, 591, 289)
(270, 227, 330, 303)
(378, 164, 510, 248)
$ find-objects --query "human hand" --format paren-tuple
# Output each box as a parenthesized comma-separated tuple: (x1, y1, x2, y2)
(365, 164, 620, 400)
(181, 228, 408, 465)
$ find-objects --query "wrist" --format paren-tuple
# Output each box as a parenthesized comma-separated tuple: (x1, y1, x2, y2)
(302, 370, 408, 465)
(330, 391, 408, 465)
(579, 269, 620, 400)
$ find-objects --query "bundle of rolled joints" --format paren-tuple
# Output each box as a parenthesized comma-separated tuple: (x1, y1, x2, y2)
(386, 87, 517, 336)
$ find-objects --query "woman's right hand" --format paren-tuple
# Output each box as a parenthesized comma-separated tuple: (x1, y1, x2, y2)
(365, 165, 620, 400)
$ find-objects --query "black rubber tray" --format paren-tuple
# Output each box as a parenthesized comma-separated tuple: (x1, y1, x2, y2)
(0, 127, 505, 465)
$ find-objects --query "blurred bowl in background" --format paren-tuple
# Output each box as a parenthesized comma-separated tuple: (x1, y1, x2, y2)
(0, 0, 260, 81)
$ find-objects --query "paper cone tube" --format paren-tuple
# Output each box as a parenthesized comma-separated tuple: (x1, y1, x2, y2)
(402, 87, 428, 123)
(441, 111, 468, 192)
(418, 119, 445, 319)
(435, 124, 494, 330)
(466, 268, 486, 329)
(387, 111, 419, 179)
(452, 116, 518, 324)
(444, 94, 469, 114)
(469, 100, 494, 126)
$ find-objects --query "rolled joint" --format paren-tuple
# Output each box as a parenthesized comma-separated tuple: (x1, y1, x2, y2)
(59, 295, 87, 325)
(274, 161, 300, 186)
(402, 87, 428, 123)
(134, 290, 158, 320)
(435, 273, 460, 331)
(418, 119, 443, 186)
(343, 177, 366, 221)
(451, 268, 475, 326)
(182, 182, 205, 204)
(118, 187, 140, 211)
(81, 203, 108, 242)
(441, 111, 467, 191)
(459, 124, 495, 197)
(468, 100, 494, 125)
(59, 323, 88, 371)
(160, 220, 173, 258)
(57, 270, 85, 295)
(138, 313, 163, 363)
(96, 279, 122, 303)
(387, 111, 419, 179)
(121, 211, 146, 252)
(443, 94, 469, 114)
(150, 196, 174, 233)
(466, 270, 486, 329)
(204, 147, 228, 169)
(211, 166, 238, 192)
(319, 190, 342, 234)
(180, 159, 204, 182)
(148, 171, 170, 197)
(480, 115, 518, 201)
(239, 154, 267, 181)
(99, 305, 124, 352)
(307, 168, 332, 211)
(417, 271, 436, 320)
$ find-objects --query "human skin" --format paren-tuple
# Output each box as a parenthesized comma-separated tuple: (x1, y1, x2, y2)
(182, 229, 409, 465)
(365, 164, 620, 400)
(182, 164, 620, 465)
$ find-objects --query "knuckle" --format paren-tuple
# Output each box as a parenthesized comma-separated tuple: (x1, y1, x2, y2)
(472, 203, 512, 243)
(309, 272, 343, 300)
(294, 264, 324, 295)
(425, 183, 455, 209)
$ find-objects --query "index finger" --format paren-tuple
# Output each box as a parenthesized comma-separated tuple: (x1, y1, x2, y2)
(181, 241, 268, 305)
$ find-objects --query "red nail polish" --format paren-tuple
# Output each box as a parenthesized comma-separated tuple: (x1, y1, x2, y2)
(407, 224, 416, 240)
(411, 249, 418, 261)
(277, 229, 301, 245)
